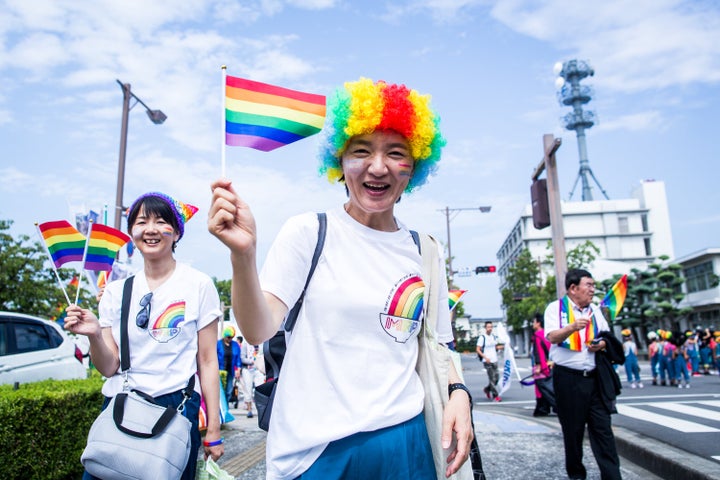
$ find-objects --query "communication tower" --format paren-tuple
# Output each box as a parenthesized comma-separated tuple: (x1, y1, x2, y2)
(554, 60, 609, 201)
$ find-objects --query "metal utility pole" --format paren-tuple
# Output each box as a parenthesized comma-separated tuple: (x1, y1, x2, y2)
(114, 80, 167, 230)
(439, 206, 491, 280)
(532, 134, 568, 297)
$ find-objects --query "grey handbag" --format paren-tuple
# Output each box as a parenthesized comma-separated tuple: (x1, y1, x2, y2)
(81, 276, 193, 480)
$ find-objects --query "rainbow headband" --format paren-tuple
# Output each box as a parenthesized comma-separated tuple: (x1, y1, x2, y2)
(318, 77, 446, 192)
(128, 192, 198, 240)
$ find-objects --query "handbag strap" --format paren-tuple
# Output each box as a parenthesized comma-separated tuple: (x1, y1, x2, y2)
(113, 392, 178, 439)
(419, 233, 440, 338)
(119, 275, 195, 403)
(120, 275, 135, 373)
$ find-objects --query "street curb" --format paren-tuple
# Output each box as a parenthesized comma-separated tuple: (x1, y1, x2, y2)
(614, 426, 720, 480)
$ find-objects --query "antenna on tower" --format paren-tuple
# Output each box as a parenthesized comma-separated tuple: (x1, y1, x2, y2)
(554, 60, 609, 201)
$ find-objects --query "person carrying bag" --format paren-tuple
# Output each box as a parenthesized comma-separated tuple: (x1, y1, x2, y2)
(81, 276, 194, 479)
(209, 78, 474, 479)
(65, 191, 224, 480)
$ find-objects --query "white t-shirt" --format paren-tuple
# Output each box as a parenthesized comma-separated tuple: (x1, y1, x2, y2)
(476, 332, 500, 363)
(98, 263, 222, 397)
(259, 208, 452, 480)
(544, 298, 609, 371)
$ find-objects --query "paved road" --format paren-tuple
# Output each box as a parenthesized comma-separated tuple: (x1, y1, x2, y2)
(200, 352, 720, 479)
(213, 405, 662, 480)
(463, 352, 720, 468)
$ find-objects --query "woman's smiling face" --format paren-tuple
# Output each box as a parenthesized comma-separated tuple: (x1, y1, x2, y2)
(341, 130, 413, 228)
(130, 207, 178, 257)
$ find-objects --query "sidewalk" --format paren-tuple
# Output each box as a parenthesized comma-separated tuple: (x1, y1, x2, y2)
(208, 404, 717, 480)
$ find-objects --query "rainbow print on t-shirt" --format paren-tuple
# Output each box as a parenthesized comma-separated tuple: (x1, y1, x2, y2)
(148, 301, 185, 343)
(387, 276, 424, 320)
(380, 275, 423, 343)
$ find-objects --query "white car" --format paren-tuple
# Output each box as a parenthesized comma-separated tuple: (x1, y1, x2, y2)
(0, 311, 87, 385)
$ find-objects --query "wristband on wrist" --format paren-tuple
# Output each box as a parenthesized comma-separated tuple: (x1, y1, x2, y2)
(203, 437, 224, 447)
(448, 383, 473, 405)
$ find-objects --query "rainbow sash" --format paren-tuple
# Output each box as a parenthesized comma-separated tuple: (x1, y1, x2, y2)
(558, 296, 599, 351)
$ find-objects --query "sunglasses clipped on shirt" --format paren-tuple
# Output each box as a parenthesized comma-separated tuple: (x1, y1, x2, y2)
(136, 292, 153, 328)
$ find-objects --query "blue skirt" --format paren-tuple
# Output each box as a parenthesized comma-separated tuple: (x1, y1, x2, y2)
(296, 413, 437, 480)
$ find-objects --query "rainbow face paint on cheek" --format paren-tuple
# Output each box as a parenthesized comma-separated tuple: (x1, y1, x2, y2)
(343, 158, 363, 172)
(160, 225, 174, 236)
(398, 163, 413, 177)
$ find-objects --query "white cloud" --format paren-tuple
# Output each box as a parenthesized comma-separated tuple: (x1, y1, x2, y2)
(490, 0, 720, 92)
(595, 110, 665, 132)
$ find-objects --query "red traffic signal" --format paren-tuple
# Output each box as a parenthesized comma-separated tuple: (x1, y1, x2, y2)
(475, 266, 497, 274)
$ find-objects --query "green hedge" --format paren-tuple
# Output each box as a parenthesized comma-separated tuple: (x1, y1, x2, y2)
(0, 375, 104, 480)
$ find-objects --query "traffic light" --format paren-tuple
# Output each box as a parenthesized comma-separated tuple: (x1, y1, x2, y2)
(475, 266, 497, 274)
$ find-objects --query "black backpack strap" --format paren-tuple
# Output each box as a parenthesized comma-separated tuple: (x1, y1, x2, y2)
(284, 212, 327, 332)
(120, 276, 135, 372)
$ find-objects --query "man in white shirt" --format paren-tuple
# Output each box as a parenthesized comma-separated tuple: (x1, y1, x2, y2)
(476, 321, 504, 401)
(545, 269, 621, 480)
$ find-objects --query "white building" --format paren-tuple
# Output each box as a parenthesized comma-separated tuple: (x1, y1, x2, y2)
(497, 179, 674, 289)
(677, 248, 720, 329)
(496, 180, 675, 354)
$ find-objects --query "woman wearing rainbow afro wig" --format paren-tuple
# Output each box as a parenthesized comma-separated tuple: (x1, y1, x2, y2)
(209, 78, 472, 480)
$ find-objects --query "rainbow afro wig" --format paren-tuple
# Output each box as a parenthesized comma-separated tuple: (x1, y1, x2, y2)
(318, 77, 446, 193)
(223, 326, 235, 338)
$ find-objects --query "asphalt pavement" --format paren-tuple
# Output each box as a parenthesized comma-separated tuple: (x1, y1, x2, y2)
(203, 354, 720, 480)
(205, 404, 684, 480)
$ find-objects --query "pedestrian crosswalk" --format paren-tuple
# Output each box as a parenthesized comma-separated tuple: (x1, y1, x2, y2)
(616, 397, 720, 433)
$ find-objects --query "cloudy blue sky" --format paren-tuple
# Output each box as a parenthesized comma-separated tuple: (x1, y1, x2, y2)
(1, 0, 718, 318)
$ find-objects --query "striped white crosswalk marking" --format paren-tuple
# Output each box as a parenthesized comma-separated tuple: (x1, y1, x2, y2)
(697, 400, 720, 408)
(650, 402, 720, 422)
(616, 405, 720, 433)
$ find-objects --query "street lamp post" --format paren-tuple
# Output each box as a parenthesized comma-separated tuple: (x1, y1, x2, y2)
(114, 80, 167, 230)
(439, 206, 492, 279)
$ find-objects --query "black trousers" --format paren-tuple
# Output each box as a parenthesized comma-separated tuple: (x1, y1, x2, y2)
(553, 365, 622, 480)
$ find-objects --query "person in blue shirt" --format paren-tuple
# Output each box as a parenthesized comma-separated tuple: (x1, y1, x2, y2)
(217, 326, 241, 403)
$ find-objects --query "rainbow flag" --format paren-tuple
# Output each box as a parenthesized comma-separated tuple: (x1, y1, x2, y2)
(225, 75, 326, 152)
(84, 224, 131, 271)
(38, 220, 87, 268)
(97, 271, 108, 290)
(558, 295, 599, 351)
(600, 274, 628, 322)
(448, 289, 467, 312)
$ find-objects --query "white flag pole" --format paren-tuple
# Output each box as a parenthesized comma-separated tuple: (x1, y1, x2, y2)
(35, 222, 72, 305)
(221, 65, 227, 178)
(75, 220, 94, 304)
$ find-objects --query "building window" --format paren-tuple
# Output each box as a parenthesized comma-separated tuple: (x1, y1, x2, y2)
(641, 214, 649, 232)
(644, 238, 652, 256)
(618, 216, 629, 234)
(684, 261, 715, 293)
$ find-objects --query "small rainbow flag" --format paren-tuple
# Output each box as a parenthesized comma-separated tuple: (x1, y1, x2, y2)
(600, 274, 628, 322)
(448, 289, 467, 312)
(97, 271, 108, 290)
(84, 223, 131, 271)
(225, 75, 326, 152)
(38, 220, 87, 268)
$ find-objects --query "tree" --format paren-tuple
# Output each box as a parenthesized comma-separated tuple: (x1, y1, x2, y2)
(501, 249, 552, 331)
(213, 278, 232, 322)
(633, 255, 692, 331)
(0, 219, 93, 317)
(501, 241, 600, 331)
